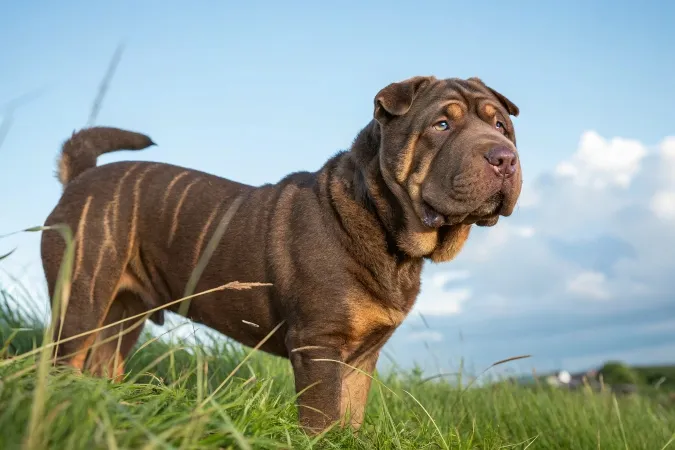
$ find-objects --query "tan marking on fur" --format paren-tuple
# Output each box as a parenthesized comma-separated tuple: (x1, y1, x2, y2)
(402, 145, 443, 256)
(72, 195, 93, 281)
(68, 334, 96, 370)
(89, 331, 126, 380)
(89, 202, 123, 304)
(446, 102, 465, 121)
(118, 272, 142, 295)
(168, 177, 201, 247)
(112, 164, 140, 234)
(65, 230, 138, 370)
(103, 203, 116, 257)
(192, 203, 220, 267)
(88, 256, 104, 305)
(429, 224, 472, 263)
(395, 132, 420, 184)
(402, 226, 437, 255)
(348, 292, 406, 347)
(378, 163, 438, 257)
(126, 165, 157, 262)
(58, 152, 71, 186)
(484, 103, 497, 118)
(401, 186, 437, 254)
(340, 354, 377, 429)
(90, 224, 109, 304)
(162, 171, 190, 217)
(69, 271, 145, 370)
(85, 281, 148, 380)
(407, 146, 437, 196)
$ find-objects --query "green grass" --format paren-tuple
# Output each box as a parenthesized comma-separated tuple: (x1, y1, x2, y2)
(1, 285, 675, 449)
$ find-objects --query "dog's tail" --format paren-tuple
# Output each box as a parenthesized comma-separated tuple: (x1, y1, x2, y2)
(56, 126, 156, 186)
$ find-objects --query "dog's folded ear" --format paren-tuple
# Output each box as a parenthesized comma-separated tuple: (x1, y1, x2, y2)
(469, 77, 520, 117)
(374, 76, 434, 123)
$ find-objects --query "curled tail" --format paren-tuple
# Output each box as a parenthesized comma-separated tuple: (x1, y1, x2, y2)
(57, 126, 156, 186)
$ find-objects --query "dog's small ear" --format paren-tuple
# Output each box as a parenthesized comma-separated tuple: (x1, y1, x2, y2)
(374, 76, 433, 123)
(469, 77, 520, 117)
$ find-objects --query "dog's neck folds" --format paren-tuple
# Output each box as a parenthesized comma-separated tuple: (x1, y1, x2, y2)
(345, 120, 472, 264)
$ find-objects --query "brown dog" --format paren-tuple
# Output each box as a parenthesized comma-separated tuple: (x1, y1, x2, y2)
(41, 75, 522, 433)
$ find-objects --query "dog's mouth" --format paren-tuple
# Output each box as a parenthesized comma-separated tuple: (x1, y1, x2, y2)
(421, 192, 505, 229)
(464, 192, 504, 227)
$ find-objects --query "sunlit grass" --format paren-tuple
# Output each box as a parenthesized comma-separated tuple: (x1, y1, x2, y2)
(1, 276, 674, 449)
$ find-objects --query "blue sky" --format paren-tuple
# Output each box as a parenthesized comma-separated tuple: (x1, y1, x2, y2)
(1, 1, 675, 377)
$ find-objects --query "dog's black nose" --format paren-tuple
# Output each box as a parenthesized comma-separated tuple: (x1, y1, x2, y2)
(485, 147, 517, 177)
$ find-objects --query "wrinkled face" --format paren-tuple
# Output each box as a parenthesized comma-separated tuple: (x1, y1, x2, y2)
(374, 76, 522, 230)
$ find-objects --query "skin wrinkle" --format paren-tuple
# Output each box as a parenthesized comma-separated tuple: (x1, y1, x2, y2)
(112, 164, 140, 236)
(378, 154, 438, 257)
(407, 128, 454, 202)
(449, 173, 477, 200)
(128, 165, 157, 261)
(72, 195, 93, 282)
(325, 170, 399, 294)
(168, 177, 201, 246)
(395, 132, 420, 183)
(89, 204, 114, 304)
(162, 171, 189, 217)
(103, 203, 116, 258)
(193, 203, 221, 268)
(448, 82, 473, 109)
(405, 137, 446, 225)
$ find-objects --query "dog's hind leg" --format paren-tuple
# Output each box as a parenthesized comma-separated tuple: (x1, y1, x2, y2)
(86, 290, 148, 381)
(41, 197, 132, 375)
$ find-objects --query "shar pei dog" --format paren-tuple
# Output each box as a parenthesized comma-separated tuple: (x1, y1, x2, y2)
(41, 75, 522, 433)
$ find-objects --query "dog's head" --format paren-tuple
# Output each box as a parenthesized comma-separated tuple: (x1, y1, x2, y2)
(372, 76, 522, 259)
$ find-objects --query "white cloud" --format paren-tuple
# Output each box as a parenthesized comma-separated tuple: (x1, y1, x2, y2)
(516, 185, 540, 208)
(566, 271, 611, 300)
(554, 131, 647, 188)
(415, 288, 471, 315)
(650, 190, 675, 220)
(413, 270, 475, 316)
(661, 136, 675, 161)
(408, 330, 444, 343)
(429, 270, 470, 286)
(513, 226, 536, 238)
(467, 223, 536, 262)
(650, 137, 675, 219)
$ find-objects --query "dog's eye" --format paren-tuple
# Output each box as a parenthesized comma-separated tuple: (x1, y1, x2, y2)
(496, 121, 506, 134)
(433, 120, 449, 131)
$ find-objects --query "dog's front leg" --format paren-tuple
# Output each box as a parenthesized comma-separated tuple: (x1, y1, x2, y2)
(287, 339, 343, 434)
(339, 351, 379, 430)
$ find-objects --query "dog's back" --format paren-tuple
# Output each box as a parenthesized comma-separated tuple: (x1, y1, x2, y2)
(41, 127, 280, 377)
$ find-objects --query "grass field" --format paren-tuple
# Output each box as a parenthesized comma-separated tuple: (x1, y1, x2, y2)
(1, 284, 674, 450)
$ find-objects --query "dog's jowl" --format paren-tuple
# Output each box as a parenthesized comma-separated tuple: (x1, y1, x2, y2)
(41, 76, 522, 434)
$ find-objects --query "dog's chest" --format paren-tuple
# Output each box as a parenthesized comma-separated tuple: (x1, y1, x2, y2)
(343, 291, 410, 362)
